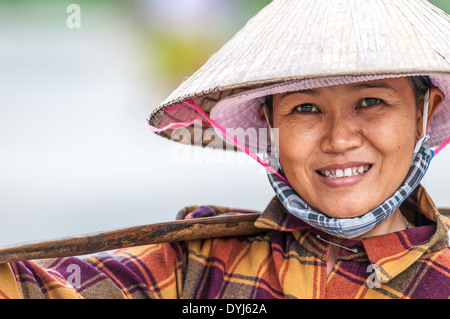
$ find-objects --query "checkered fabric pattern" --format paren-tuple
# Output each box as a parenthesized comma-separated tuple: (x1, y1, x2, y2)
(267, 136, 434, 239)
(0, 185, 448, 299)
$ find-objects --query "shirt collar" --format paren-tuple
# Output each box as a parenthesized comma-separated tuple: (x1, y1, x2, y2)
(255, 184, 449, 283)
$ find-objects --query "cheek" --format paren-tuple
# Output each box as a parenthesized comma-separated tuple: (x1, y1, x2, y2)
(276, 122, 321, 178)
(361, 108, 417, 146)
(361, 113, 417, 176)
(276, 119, 317, 154)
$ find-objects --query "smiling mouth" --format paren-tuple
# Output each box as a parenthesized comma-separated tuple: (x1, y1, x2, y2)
(317, 164, 372, 179)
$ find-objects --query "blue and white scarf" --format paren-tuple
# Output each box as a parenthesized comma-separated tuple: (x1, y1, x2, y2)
(264, 89, 435, 239)
(266, 135, 433, 239)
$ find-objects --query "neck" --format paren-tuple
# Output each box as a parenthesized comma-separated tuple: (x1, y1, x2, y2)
(356, 208, 410, 239)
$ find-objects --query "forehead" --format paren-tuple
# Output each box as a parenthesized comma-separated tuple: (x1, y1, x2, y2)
(276, 77, 413, 100)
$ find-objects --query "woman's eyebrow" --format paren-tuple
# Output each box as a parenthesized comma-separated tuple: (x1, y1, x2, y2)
(350, 82, 398, 93)
(280, 88, 319, 100)
(279, 82, 398, 101)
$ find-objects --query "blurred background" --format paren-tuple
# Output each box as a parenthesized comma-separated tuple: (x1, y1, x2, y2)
(0, 0, 448, 246)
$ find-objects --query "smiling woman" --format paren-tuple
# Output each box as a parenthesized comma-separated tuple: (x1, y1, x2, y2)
(267, 77, 443, 240)
(0, 0, 449, 299)
(270, 78, 442, 220)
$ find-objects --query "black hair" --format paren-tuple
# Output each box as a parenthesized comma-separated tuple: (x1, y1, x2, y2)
(264, 94, 274, 126)
(409, 76, 434, 107)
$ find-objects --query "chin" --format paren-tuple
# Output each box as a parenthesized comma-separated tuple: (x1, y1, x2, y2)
(316, 202, 375, 219)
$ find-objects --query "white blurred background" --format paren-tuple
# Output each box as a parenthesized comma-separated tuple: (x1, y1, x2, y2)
(0, 0, 448, 246)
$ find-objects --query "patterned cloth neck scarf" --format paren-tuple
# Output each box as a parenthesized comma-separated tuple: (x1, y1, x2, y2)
(265, 135, 434, 239)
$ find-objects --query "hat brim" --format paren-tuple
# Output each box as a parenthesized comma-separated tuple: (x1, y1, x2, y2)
(148, 0, 450, 153)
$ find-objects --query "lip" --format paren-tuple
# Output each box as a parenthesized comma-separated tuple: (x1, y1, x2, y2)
(316, 161, 372, 171)
(315, 162, 373, 188)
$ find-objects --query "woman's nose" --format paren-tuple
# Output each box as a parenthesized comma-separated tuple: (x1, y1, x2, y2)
(320, 115, 363, 154)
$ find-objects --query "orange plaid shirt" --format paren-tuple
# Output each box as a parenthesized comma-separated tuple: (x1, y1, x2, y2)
(0, 185, 448, 299)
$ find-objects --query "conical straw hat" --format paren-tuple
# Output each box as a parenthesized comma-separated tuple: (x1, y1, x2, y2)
(148, 0, 450, 153)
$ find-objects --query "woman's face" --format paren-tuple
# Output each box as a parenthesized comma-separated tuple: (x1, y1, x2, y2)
(272, 77, 426, 218)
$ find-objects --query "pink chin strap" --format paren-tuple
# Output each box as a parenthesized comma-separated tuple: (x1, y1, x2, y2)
(185, 100, 289, 184)
(150, 98, 449, 184)
(434, 136, 450, 155)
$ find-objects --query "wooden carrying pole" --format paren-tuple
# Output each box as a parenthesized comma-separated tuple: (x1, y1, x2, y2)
(0, 213, 263, 264)
(0, 209, 448, 264)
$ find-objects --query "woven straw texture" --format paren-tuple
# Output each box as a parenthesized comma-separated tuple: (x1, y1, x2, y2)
(149, 0, 450, 150)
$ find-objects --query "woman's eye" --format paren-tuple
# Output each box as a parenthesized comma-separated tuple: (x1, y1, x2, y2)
(295, 104, 319, 113)
(359, 98, 382, 107)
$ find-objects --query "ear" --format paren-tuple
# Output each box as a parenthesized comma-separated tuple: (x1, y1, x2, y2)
(416, 86, 445, 138)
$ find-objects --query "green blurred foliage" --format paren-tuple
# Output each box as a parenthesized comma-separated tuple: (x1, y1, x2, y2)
(429, 0, 450, 13)
(143, 29, 224, 86)
(143, 0, 448, 86)
(3, 0, 444, 86)
(141, 0, 272, 85)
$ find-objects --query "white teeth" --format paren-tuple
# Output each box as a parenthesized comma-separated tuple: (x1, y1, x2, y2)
(344, 168, 352, 177)
(335, 169, 344, 178)
(320, 165, 371, 179)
